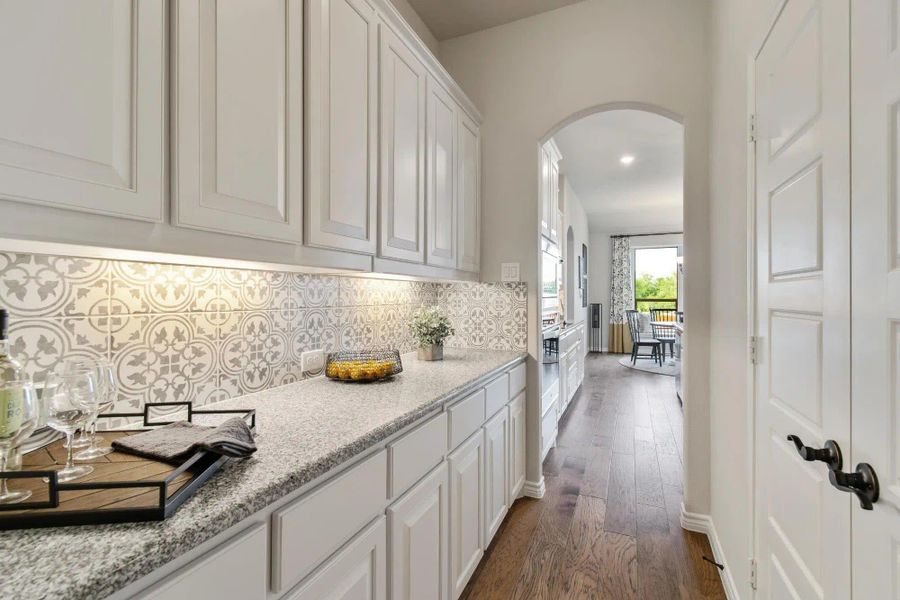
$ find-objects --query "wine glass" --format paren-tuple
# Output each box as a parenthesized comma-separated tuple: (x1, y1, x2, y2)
(74, 360, 116, 461)
(0, 379, 38, 504)
(45, 370, 97, 482)
(61, 361, 97, 450)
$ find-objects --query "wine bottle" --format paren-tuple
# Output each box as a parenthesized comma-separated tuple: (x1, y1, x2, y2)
(0, 309, 25, 439)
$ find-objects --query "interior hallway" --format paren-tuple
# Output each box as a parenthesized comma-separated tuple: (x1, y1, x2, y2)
(461, 354, 727, 600)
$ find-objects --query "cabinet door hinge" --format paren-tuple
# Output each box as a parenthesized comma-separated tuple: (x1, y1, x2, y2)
(748, 113, 757, 143)
(749, 336, 759, 365)
(749, 558, 758, 590)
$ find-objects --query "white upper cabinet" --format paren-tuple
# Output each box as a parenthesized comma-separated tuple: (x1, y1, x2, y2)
(456, 111, 480, 273)
(540, 141, 561, 243)
(378, 24, 426, 263)
(0, 0, 165, 221)
(173, 0, 303, 242)
(306, 0, 379, 254)
(426, 78, 457, 268)
(540, 147, 551, 239)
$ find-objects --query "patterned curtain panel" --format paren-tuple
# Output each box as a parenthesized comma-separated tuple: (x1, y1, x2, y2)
(608, 237, 634, 353)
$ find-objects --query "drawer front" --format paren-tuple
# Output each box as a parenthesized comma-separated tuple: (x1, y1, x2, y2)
(508, 362, 526, 397)
(389, 412, 448, 498)
(448, 388, 486, 450)
(271, 450, 388, 594)
(541, 383, 558, 418)
(139, 524, 268, 600)
(484, 373, 509, 418)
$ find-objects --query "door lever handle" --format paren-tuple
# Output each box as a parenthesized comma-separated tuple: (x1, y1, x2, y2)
(829, 463, 880, 510)
(787, 435, 842, 471)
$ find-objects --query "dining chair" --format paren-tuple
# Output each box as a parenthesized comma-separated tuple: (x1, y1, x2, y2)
(650, 308, 678, 361)
(626, 310, 662, 366)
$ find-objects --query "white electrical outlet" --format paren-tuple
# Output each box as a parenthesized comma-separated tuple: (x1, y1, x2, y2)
(301, 349, 325, 374)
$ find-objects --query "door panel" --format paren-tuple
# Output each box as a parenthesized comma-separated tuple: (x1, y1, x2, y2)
(754, 1, 851, 598)
(378, 24, 426, 263)
(456, 112, 480, 272)
(850, 1, 900, 596)
(174, 0, 303, 241)
(483, 408, 508, 545)
(426, 78, 456, 268)
(448, 431, 483, 599)
(0, 0, 165, 221)
(306, 0, 378, 254)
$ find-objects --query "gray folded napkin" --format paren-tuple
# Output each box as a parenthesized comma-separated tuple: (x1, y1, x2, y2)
(111, 417, 257, 464)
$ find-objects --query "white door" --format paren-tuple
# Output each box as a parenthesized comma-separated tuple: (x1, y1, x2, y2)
(306, 0, 378, 254)
(483, 407, 508, 545)
(285, 517, 386, 600)
(447, 431, 483, 600)
(508, 391, 526, 500)
(456, 112, 480, 273)
(753, 1, 851, 598)
(849, 1, 900, 596)
(426, 78, 457, 268)
(378, 23, 426, 264)
(173, 0, 304, 241)
(387, 463, 449, 600)
(0, 0, 165, 221)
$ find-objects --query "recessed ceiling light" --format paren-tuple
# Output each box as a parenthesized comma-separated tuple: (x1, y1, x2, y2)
(620, 155, 635, 165)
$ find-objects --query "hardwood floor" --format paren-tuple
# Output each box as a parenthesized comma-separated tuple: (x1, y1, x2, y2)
(460, 353, 726, 600)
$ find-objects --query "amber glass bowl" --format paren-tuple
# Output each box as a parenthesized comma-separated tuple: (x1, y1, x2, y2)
(325, 350, 403, 382)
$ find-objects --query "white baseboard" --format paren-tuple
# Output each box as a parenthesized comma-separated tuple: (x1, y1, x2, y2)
(522, 478, 545, 499)
(680, 504, 740, 600)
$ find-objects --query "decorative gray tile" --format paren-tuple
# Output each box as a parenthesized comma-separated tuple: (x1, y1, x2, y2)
(219, 311, 291, 395)
(294, 307, 341, 355)
(110, 262, 217, 314)
(292, 274, 339, 308)
(336, 307, 379, 350)
(0, 253, 109, 318)
(218, 269, 278, 311)
(375, 304, 415, 353)
(7, 317, 108, 383)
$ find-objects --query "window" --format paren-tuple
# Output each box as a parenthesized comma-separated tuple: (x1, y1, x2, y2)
(634, 247, 678, 312)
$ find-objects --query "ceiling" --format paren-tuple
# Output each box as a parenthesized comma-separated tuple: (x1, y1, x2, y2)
(404, 0, 585, 40)
(551, 109, 684, 233)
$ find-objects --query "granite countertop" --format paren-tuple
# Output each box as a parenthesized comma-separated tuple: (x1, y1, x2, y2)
(0, 348, 526, 600)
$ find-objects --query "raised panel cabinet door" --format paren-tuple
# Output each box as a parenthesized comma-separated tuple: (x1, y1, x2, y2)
(0, 0, 165, 221)
(482, 408, 508, 545)
(306, 0, 378, 254)
(173, 0, 303, 241)
(378, 23, 426, 263)
(285, 517, 387, 600)
(508, 392, 526, 500)
(426, 78, 457, 268)
(387, 462, 449, 600)
(447, 431, 483, 600)
(456, 111, 480, 272)
(539, 147, 551, 239)
(549, 159, 559, 243)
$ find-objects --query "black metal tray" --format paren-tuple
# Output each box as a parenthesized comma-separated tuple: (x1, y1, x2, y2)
(0, 402, 255, 530)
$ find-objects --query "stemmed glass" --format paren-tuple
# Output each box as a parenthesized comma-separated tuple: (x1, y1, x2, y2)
(0, 380, 38, 504)
(45, 370, 97, 482)
(72, 360, 116, 461)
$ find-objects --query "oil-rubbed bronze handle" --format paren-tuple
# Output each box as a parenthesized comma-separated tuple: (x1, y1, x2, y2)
(787, 435, 843, 471)
(829, 463, 879, 510)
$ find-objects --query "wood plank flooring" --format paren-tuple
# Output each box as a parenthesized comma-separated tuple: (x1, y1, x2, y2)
(460, 353, 726, 600)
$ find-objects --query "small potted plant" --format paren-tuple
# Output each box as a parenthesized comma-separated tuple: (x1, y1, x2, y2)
(409, 306, 455, 361)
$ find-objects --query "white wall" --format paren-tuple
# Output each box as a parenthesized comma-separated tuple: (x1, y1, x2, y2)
(390, 0, 441, 57)
(562, 175, 589, 329)
(440, 0, 711, 510)
(708, 0, 777, 597)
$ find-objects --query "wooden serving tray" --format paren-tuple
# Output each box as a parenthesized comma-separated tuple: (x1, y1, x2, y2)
(0, 403, 255, 530)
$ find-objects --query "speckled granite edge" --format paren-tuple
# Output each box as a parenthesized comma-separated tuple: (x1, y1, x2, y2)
(0, 349, 526, 600)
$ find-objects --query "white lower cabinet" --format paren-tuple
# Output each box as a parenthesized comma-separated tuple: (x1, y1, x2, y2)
(482, 408, 508, 546)
(387, 462, 449, 600)
(508, 392, 526, 500)
(138, 524, 268, 600)
(448, 431, 484, 600)
(285, 517, 387, 600)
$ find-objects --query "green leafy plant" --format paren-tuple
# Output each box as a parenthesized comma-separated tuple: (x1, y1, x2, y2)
(409, 306, 455, 347)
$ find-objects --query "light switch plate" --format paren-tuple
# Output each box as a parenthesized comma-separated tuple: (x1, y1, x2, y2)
(301, 349, 325, 374)
(501, 262, 520, 282)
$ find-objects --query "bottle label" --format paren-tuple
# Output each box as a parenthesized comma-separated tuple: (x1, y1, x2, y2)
(0, 388, 24, 439)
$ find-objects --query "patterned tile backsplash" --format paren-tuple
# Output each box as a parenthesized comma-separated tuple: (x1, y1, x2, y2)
(0, 252, 526, 414)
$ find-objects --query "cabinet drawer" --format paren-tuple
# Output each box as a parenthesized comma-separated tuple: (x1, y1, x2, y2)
(508, 362, 526, 397)
(484, 373, 509, 418)
(448, 388, 486, 450)
(389, 412, 447, 498)
(271, 450, 387, 594)
(139, 524, 267, 600)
